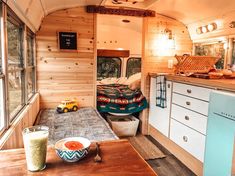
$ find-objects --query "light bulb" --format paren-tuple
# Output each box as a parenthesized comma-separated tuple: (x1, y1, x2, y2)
(196, 27, 202, 34)
(208, 24, 214, 31)
(202, 26, 207, 33)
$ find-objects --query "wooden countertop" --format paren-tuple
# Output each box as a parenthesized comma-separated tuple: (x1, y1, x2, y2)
(149, 73, 235, 92)
(0, 140, 157, 176)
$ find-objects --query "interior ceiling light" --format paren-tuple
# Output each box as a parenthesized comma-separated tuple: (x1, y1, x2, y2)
(112, 0, 122, 4)
(197, 22, 217, 35)
(208, 23, 217, 31)
(164, 28, 173, 39)
(122, 19, 130, 23)
(202, 26, 208, 33)
(112, 0, 143, 5)
(196, 27, 202, 34)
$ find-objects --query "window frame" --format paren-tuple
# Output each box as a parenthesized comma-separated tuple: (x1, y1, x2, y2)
(193, 41, 226, 69)
(232, 40, 235, 65)
(0, 76, 5, 133)
(97, 56, 122, 80)
(26, 69, 35, 100)
(0, 2, 7, 135)
(0, 3, 37, 136)
(26, 28, 36, 100)
(7, 7, 26, 122)
(126, 57, 141, 78)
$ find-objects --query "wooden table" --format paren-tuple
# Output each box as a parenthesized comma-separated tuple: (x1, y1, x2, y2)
(0, 140, 157, 176)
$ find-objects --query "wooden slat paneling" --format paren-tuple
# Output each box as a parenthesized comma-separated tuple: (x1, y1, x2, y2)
(36, 7, 96, 109)
(141, 15, 193, 135)
(140, 15, 192, 135)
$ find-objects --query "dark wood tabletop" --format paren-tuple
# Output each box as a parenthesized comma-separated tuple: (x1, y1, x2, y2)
(0, 139, 157, 176)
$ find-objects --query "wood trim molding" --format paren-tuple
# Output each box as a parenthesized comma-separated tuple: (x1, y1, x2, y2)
(86, 6, 155, 17)
(93, 13, 98, 108)
(97, 49, 130, 57)
(149, 125, 203, 176)
(139, 17, 149, 135)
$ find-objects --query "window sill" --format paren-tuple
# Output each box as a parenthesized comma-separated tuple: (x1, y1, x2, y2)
(0, 93, 39, 149)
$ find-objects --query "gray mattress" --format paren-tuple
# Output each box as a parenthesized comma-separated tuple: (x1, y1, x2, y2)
(37, 107, 118, 145)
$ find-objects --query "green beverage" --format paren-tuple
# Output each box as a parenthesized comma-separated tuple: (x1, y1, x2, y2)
(22, 126, 49, 172)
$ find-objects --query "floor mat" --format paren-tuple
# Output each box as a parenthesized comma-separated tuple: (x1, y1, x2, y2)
(129, 135, 166, 160)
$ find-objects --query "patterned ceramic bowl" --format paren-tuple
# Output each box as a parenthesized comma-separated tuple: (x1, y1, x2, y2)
(54, 137, 91, 162)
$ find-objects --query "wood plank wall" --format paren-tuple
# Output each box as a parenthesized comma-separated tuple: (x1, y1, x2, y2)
(36, 7, 96, 109)
(0, 94, 40, 149)
(141, 15, 193, 134)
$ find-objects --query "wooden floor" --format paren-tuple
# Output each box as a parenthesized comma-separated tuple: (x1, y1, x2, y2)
(100, 114, 196, 176)
(146, 136, 196, 176)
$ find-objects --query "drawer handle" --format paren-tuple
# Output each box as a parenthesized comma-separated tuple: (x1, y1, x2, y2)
(185, 116, 190, 120)
(183, 136, 188, 142)
(187, 89, 192, 94)
(186, 101, 191, 106)
(167, 84, 171, 88)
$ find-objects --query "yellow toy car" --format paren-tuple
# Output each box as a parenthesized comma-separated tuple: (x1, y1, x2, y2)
(57, 99, 79, 113)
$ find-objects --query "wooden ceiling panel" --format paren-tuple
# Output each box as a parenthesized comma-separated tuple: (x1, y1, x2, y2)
(6, 0, 235, 38)
(150, 0, 235, 25)
(6, 0, 103, 31)
(41, 0, 103, 15)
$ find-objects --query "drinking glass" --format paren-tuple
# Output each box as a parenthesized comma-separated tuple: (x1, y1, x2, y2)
(22, 125, 49, 172)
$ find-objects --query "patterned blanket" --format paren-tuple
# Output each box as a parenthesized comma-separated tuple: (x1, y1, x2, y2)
(97, 84, 148, 114)
(37, 108, 118, 145)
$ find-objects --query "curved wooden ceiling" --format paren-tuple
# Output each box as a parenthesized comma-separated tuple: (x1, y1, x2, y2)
(3, 0, 235, 34)
(4, 0, 103, 31)
(150, 0, 235, 25)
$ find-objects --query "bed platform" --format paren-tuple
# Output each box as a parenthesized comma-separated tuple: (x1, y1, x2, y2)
(37, 108, 118, 144)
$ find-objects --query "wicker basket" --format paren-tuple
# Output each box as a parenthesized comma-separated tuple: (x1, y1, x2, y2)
(175, 55, 220, 74)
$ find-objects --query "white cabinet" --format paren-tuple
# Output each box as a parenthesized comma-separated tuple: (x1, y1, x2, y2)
(173, 82, 212, 101)
(171, 104, 207, 135)
(170, 82, 211, 162)
(149, 79, 212, 162)
(172, 93, 209, 116)
(170, 119, 206, 162)
(149, 77, 172, 137)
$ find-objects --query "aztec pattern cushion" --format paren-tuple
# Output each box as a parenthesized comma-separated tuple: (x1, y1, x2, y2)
(37, 108, 118, 145)
(97, 84, 148, 114)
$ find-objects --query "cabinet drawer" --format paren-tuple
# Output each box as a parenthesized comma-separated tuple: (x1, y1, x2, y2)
(171, 104, 207, 135)
(170, 119, 206, 162)
(172, 93, 209, 116)
(173, 82, 212, 101)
